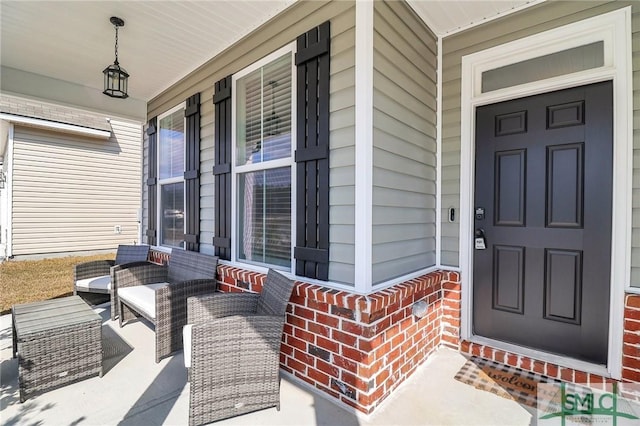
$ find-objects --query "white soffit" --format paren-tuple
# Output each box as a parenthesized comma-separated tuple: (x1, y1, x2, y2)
(407, 0, 544, 37)
(0, 0, 295, 102)
(0, 0, 546, 106)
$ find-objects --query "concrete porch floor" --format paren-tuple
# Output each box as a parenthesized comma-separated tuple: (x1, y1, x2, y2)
(1, 303, 534, 425)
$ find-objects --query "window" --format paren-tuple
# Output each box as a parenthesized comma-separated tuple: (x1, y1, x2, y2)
(233, 46, 294, 269)
(158, 104, 185, 249)
(481, 42, 604, 93)
(215, 23, 329, 279)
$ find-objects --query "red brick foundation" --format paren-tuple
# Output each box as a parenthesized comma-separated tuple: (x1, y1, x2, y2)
(148, 249, 640, 412)
(623, 294, 640, 382)
(217, 264, 460, 414)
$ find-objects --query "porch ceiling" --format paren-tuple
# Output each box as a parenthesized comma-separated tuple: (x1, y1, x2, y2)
(1, 0, 539, 104)
(408, 0, 540, 36)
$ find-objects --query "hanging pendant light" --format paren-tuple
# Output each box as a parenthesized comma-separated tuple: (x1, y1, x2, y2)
(103, 16, 129, 99)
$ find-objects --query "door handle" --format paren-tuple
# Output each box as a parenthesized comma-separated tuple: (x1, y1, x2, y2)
(475, 228, 487, 250)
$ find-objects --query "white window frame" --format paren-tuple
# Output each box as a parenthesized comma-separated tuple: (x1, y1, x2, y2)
(157, 102, 186, 250)
(459, 7, 632, 379)
(231, 43, 297, 272)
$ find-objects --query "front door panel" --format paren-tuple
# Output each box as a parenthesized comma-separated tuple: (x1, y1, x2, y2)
(473, 82, 612, 365)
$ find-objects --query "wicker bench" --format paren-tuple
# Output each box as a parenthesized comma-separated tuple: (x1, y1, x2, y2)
(12, 296, 102, 402)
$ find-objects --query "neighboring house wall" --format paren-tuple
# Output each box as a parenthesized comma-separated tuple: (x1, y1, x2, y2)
(144, 0, 357, 284)
(440, 0, 640, 273)
(372, 0, 438, 284)
(1, 95, 142, 257)
(10, 125, 141, 255)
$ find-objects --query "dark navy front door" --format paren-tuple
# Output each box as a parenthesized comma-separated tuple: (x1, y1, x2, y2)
(473, 82, 613, 365)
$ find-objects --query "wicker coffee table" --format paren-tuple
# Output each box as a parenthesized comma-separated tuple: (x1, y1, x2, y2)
(12, 295, 103, 402)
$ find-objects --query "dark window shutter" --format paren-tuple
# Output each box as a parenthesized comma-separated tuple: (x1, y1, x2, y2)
(213, 76, 232, 260)
(146, 117, 158, 246)
(184, 93, 201, 251)
(294, 21, 330, 280)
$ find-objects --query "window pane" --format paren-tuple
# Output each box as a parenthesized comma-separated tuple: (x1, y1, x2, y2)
(262, 55, 292, 160)
(159, 109, 184, 179)
(238, 167, 291, 268)
(482, 42, 604, 93)
(161, 182, 184, 248)
(237, 67, 262, 166)
(236, 53, 291, 166)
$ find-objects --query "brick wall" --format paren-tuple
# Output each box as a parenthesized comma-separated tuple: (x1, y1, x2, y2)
(217, 264, 461, 414)
(623, 294, 640, 383)
(149, 249, 640, 409)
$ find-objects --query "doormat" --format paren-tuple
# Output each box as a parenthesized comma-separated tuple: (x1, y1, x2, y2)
(454, 356, 562, 408)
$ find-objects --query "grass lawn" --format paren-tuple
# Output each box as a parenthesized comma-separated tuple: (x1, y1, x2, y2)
(0, 254, 114, 315)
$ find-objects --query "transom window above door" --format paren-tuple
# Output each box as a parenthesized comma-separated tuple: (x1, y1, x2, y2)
(481, 41, 604, 93)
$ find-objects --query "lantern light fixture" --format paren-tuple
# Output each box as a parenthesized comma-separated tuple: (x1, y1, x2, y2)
(103, 16, 129, 99)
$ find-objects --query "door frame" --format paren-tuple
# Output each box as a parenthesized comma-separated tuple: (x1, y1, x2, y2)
(459, 7, 632, 379)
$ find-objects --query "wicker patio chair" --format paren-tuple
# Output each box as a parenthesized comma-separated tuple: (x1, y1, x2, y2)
(115, 249, 218, 363)
(73, 244, 150, 321)
(184, 269, 295, 426)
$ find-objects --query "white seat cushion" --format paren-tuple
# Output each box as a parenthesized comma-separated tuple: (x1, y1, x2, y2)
(183, 324, 193, 368)
(75, 275, 111, 291)
(118, 283, 170, 320)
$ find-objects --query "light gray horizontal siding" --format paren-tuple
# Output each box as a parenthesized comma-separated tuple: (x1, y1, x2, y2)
(147, 0, 356, 285)
(199, 88, 215, 257)
(12, 121, 142, 256)
(372, 0, 437, 284)
(440, 0, 638, 271)
(632, 4, 640, 286)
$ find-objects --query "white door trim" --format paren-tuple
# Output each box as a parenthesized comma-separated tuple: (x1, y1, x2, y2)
(459, 7, 632, 379)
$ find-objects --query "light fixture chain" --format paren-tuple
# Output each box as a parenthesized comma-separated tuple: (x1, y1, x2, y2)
(114, 24, 119, 64)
